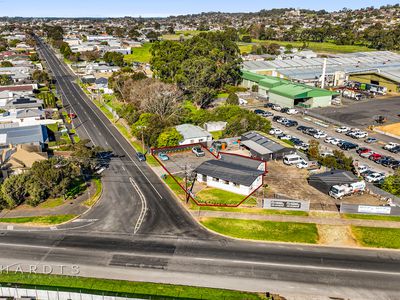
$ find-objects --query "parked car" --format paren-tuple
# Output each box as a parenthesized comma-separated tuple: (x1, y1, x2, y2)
(272, 104, 282, 111)
(378, 156, 396, 167)
(278, 134, 292, 140)
(272, 116, 283, 122)
(357, 165, 371, 174)
(285, 120, 298, 127)
(313, 131, 327, 139)
(287, 109, 298, 115)
(262, 111, 274, 117)
(192, 146, 205, 157)
(136, 152, 146, 162)
(336, 126, 350, 133)
(299, 143, 309, 151)
(254, 109, 265, 115)
(269, 128, 283, 135)
(365, 172, 386, 183)
(283, 154, 303, 165)
(369, 153, 383, 162)
(330, 138, 342, 145)
(365, 137, 378, 144)
(280, 107, 290, 113)
(389, 145, 400, 154)
(324, 137, 335, 143)
(340, 142, 358, 151)
(357, 147, 371, 155)
(360, 150, 374, 158)
(158, 152, 169, 161)
(352, 131, 368, 139)
(383, 142, 399, 151)
(264, 103, 274, 108)
(297, 125, 311, 132)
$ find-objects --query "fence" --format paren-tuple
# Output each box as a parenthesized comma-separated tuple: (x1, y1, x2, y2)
(263, 198, 310, 212)
(340, 203, 400, 216)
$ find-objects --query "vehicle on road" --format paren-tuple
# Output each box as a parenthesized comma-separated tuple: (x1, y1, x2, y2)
(136, 152, 146, 161)
(365, 137, 378, 144)
(365, 172, 386, 183)
(336, 126, 350, 133)
(69, 113, 77, 119)
(192, 146, 205, 157)
(329, 181, 366, 199)
(158, 152, 169, 161)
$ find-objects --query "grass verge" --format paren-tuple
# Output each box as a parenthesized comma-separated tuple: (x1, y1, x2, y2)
(352, 226, 400, 249)
(0, 215, 77, 225)
(201, 217, 318, 243)
(164, 175, 185, 200)
(0, 273, 265, 300)
(343, 214, 400, 222)
(38, 197, 64, 209)
(198, 206, 309, 216)
(84, 178, 102, 207)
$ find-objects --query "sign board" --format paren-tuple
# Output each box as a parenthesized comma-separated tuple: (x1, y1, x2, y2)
(263, 199, 310, 212)
(358, 205, 391, 215)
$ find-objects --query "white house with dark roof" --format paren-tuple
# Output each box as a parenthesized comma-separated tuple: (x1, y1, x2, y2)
(195, 153, 266, 195)
(176, 124, 212, 145)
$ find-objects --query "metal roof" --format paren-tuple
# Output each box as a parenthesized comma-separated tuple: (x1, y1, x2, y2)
(195, 159, 264, 186)
(176, 124, 212, 140)
(241, 131, 290, 153)
(0, 125, 47, 145)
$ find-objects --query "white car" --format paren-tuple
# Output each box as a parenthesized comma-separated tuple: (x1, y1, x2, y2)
(278, 134, 292, 140)
(296, 159, 308, 169)
(272, 105, 282, 111)
(365, 172, 386, 183)
(336, 126, 350, 133)
(352, 131, 368, 139)
(324, 137, 335, 143)
(383, 142, 399, 150)
(360, 151, 374, 158)
(314, 132, 327, 139)
(269, 128, 283, 135)
(358, 165, 371, 174)
(287, 109, 298, 115)
(330, 138, 342, 146)
(321, 152, 334, 158)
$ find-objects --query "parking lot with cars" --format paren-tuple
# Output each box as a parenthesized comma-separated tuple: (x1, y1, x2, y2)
(252, 105, 400, 180)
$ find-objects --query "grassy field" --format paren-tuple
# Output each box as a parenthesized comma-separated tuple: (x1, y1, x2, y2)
(352, 226, 400, 249)
(201, 218, 318, 243)
(237, 43, 254, 54)
(0, 215, 76, 225)
(198, 206, 309, 216)
(38, 197, 64, 209)
(250, 40, 373, 53)
(124, 43, 152, 63)
(0, 273, 265, 300)
(344, 214, 400, 222)
(84, 178, 102, 207)
(196, 188, 257, 206)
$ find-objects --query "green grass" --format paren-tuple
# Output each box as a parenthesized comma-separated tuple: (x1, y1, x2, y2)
(0, 215, 76, 225)
(196, 188, 257, 206)
(198, 206, 309, 216)
(344, 214, 400, 222)
(211, 130, 224, 140)
(250, 40, 373, 53)
(124, 43, 152, 63)
(0, 273, 264, 300)
(352, 226, 400, 249)
(201, 218, 319, 243)
(216, 92, 229, 98)
(46, 123, 58, 133)
(84, 178, 102, 207)
(164, 175, 185, 199)
(38, 197, 64, 209)
(73, 135, 81, 143)
(237, 43, 253, 54)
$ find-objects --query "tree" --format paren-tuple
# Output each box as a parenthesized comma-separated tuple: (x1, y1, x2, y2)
(1, 174, 28, 208)
(308, 140, 320, 161)
(226, 93, 239, 105)
(0, 75, 12, 86)
(157, 127, 183, 147)
(0, 61, 13, 67)
(32, 70, 50, 84)
(381, 171, 400, 196)
(103, 51, 125, 67)
(241, 35, 252, 43)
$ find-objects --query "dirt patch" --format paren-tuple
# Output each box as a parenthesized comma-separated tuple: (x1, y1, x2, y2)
(265, 161, 337, 211)
(376, 122, 400, 137)
(318, 224, 358, 247)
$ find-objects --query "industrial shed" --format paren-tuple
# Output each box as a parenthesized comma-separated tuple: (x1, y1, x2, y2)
(308, 170, 359, 194)
(240, 131, 294, 161)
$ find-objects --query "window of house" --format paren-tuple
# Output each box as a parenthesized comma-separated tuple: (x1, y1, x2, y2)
(213, 177, 219, 182)
(224, 180, 229, 185)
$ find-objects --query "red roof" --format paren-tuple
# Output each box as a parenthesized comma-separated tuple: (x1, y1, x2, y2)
(0, 84, 35, 92)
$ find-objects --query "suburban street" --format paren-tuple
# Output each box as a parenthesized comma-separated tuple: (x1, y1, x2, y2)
(0, 36, 398, 300)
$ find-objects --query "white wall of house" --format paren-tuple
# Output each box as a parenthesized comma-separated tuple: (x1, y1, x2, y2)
(196, 173, 262, 196)
(180, 135, 212, 145)
(0, 116, 61, 127)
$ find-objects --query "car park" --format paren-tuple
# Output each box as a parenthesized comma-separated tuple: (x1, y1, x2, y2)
(136, 152, 146, 161)
(192, 146, 205, 157)
(158, 152, 169, 161)
(336, 126, 350, 133)
(365, 172, 386, 183)
(365, 137, 378, 144)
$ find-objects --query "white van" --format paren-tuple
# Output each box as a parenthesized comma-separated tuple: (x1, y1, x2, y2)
(283, 154, 303, 165)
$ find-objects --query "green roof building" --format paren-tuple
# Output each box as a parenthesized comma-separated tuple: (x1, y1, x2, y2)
(241, 70, 338, 108)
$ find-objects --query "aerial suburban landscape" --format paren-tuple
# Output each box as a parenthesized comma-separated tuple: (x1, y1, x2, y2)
(0, 0, 400, 299)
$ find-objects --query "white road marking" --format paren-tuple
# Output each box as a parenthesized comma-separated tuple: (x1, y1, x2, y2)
(71, 219, 99, 223)
(6, 225, 13, 231)
(130, 177, 148, 234)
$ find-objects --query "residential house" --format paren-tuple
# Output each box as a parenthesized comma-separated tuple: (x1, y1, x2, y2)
(0, 124, 48, 150)
(176, 124, 213, 145)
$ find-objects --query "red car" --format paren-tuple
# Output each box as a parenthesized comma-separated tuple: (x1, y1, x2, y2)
(369, 153, 383, 162)
(69, 113, 77, 119)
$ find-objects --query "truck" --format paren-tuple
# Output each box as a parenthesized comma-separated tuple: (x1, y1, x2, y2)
(328, 181, 366, 199)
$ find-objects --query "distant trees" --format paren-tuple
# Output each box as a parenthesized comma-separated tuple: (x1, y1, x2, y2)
(103, 51, 125, 67)
(0, 75, 12, 86)
(32, 70, 50, 84)
(151, 30, 242, 107)
(0, 61, 13, 67)
(43, 25, 64, 41)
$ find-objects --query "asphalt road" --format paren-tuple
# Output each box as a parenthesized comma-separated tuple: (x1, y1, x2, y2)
(0, 36, 398, 299)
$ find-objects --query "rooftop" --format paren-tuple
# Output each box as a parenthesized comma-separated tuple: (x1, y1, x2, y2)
(176, 124, 212, 140)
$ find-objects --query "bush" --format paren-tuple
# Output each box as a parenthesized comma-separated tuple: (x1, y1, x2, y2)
(241, 35, 252, 43)
(226, 93, 239, 105)
(251, 85, 259, 92)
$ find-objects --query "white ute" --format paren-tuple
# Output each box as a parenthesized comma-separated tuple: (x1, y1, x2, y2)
(329, 181, 366, 199)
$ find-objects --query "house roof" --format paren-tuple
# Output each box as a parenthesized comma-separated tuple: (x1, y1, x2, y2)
(309, 170, 358, 186)
(176, 124, 212, 140)
(195, 159, 264, 186)
(219, 153, 264, 170)
(0, 84, 36, 93)
(95, 77, 108, 84)
(241, 131, 291, 154)
(3, 96, 43, 109)
(0, 125, 47, 145)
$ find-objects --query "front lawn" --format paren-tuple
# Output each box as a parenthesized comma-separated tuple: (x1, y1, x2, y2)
(0, 215, 77, 225)
(196, 188, 257, 206)
(163, 175, 186, 199)
(201, 218, 319, 243)
(352, 226, 400, 249)
(344, 214, 400, 222)
(199, 206, 309, 216)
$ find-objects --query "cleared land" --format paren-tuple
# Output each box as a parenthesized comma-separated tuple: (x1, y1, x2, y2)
(376, 122, 400, 137)
(352, 226, 400, 249)
(0, 273, 265, 300)
(201, 217, 319, 243)
(124, 43, 152, 63)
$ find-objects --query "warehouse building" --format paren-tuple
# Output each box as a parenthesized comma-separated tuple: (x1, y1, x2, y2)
(243, 51, 400, 93)
(241, 70, 337, 108)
